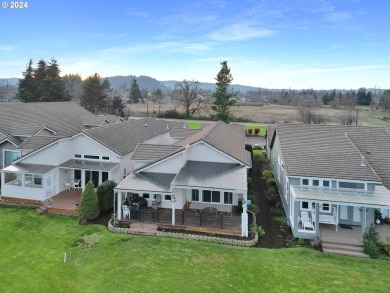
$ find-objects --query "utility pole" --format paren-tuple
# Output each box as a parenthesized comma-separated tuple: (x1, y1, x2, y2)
(356, 109, 359, 126)
(146, 102, 149, 117)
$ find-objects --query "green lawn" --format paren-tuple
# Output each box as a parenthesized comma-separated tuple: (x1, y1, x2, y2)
(186, 121, 202, 129)
(245, 124, 267, 136)
(1, 208, 390, 292)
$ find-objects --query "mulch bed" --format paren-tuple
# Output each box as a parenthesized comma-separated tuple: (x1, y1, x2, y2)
(250, 155, 295, 248)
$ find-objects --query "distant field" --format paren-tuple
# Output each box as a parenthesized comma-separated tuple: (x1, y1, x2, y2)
(127, 103, 390, 126)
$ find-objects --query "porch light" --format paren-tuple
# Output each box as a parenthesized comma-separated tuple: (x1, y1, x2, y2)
(171, 195, 176, 203)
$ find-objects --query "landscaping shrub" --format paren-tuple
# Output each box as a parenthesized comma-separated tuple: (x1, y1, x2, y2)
(266, 186, 279, 203)
(79, 181, 100, 221)
(254, 128, 260, 135)
(384, 217, 390, 224)
(248, 202, 260, 215)
(96, 180, 116, 213)
(250, 224, 265, 238)
(248, 128, 253, 135)
(247, 176, 253, 189)
(385, 237, 390, 256)
(262, 170, 273, 180)
(363, 224, 383, 258)
(245, 144, 253, 154)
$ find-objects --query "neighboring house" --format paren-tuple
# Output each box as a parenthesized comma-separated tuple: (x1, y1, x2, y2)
(0, 102, 176, 203)
(114, 122, 252, 237)
(268, 124, 390, 240)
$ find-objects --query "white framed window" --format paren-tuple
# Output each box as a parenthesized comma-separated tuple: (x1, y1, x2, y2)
(338, 181, 365, 190)
(143, 193, 150, 199)
(224, 192, 232, 204)
(3, 150, 21, 167)
(164, 194, 172, 201)
(320, 203, 331, 213)
(313, 180, 319, 186)
(301, 201, 309, 210)
(302, 179, 309, 186)
(322, 180, 330, 187)
(191, 189, 200, 202)
(84, 155, 99, 160)
(74, 154, 82, 158)
(24, 174, 42, 188)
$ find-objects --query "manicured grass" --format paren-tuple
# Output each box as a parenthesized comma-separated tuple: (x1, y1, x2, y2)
(245, 124, 266, 136)
(186, 121, 202, 129)
(1, 208, 390, 292)
(253, 149, 263, 156)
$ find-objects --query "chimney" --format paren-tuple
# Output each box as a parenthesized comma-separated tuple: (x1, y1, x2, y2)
(360, 155, 366, 167)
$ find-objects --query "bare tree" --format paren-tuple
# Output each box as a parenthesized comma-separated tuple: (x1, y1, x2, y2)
(297, 106, 325, 124)
(339, 108, 356, 125)
(175, 79, 208, 118)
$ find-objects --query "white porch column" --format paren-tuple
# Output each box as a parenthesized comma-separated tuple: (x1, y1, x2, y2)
(81, 170, 85, 191)
(241, 192, 249, 237)
(361, 206, 366, 241)
(171, 194, 176, 226)
(336, 205, 339, 231)
(117, 192, 123, 220)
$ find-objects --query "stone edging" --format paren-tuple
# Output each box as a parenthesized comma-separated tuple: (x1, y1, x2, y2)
(108, 219, 259, 247)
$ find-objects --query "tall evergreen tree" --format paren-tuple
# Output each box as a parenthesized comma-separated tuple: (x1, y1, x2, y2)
(212, 61, 237, 123)
(109, 96, 126, 117)
(79, 181, 100, 221)
(128, 79, 142, 103)
(18, 59, 37, 102)
(81, 74, 112, 114)
(63, 73, 83, 101)
(18, 58, 69, 102)
(45, 58, 70, 102)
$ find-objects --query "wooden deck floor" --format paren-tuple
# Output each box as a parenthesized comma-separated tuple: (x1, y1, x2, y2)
(42, 190, 82, 211)
(320, 223, 390, 244)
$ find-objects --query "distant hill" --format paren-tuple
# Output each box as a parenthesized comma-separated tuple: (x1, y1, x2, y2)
(161, 80, 260, 92)
(106, 75, 165, 91)
(0, 78, 19, 86)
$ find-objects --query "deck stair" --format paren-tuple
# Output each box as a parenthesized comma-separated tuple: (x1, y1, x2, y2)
(36, 205, 48, 215)
(322, 240, 368, 258)
(127, 223, 158, 236)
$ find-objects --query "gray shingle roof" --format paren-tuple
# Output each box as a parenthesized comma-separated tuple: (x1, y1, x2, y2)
(0, 102, 96, 142)
(172, 161, 247, 191)
(131, 143, 183, 161)
(11, 123, 46, 136)
(83, 118, 171, 156)
(59, 159, 119, 172)
(174, 122, 251, 167)
(3, 163, 56, 174)
(274, 124, 382, 183)
(18, 136, 60, 151)
(170, 128, 202, 138)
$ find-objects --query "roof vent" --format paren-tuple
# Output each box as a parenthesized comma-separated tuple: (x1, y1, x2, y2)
(360, 155, 366, 167)
(366, 150, 371, 154)
(144, 124, 148, 127)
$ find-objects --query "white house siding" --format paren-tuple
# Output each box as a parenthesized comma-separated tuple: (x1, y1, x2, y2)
(114, 152, 134, 183)
(20, 134, 120, 166)
(144, 132, 175, 145)
(143, 153, 185, 174)
(186, 142, 237, 164)
(172, 188, 186, 209)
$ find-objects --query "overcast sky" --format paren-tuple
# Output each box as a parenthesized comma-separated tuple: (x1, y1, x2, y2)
(1, 0, 389, 89)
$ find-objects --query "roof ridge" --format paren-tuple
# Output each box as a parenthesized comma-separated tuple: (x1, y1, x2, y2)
(343, 132, 381, 182)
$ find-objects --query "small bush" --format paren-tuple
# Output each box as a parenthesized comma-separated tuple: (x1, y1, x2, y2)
(364, 240, 381, 259)
(384, 237, 390, 256)
(245, 144, 253, 154)
(262, 170, 273, 180)
(363, 224, 383, 258)
(384, 217, 390, 224)
(79, 181, 100, 221)
(248, 203, 260, 215)
(254, 128, 260, 135)
(257, 226, 266, 237)
(266, 186, 279, 203)
(250, 224, 265, 238)
(248, 128, 253, 135)
(247, 177, 253, 189)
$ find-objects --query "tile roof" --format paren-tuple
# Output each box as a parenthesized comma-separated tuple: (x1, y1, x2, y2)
(17, 136, 60, 151)
(170, 128, 202, 138)
(172, 161, 247, 191)
(131, 143, 183, 161)
(174, 121, 251, 167)
(273, 124, 383, 183)
(83, 118, 172, 156)
(0, 102, 95, 142)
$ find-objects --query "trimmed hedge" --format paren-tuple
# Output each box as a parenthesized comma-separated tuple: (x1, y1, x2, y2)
(79, 181, 100, 221)
(96, 180, 116, 213)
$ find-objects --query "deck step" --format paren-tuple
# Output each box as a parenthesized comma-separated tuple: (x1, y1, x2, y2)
(323, 248, 369, 258)
(127, 223, 158, 236)
(36, 206, 48, 214)
(322, 242, 364, 252)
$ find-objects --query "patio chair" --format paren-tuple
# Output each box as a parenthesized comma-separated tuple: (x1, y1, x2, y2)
(64, 180, 71, 191)
(300, 211, 311, 223)
(73, 179, 81, 190)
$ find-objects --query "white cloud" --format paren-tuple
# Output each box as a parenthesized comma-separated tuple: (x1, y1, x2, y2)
(0, 45, 18, 51)
(208, 21, 275, 41)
